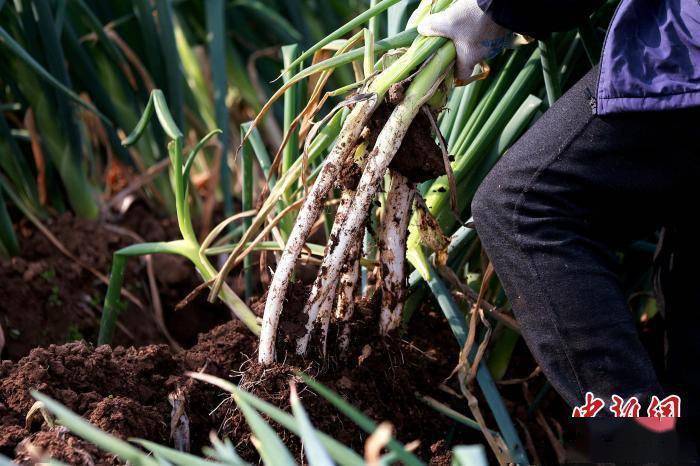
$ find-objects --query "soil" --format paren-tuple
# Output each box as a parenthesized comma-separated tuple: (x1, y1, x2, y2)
(0, 297, 489, 465)
(0, 205, 573, 465)
(0, 202, 231, 361)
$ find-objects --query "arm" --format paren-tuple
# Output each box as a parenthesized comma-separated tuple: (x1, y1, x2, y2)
(477, 0, 604, 38)
(418, 0, 604, 81)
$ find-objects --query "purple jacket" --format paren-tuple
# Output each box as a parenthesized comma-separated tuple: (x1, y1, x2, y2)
(477, 0, 700, 114)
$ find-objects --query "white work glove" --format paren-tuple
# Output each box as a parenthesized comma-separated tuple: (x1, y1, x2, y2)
(417, 0, 515, 82)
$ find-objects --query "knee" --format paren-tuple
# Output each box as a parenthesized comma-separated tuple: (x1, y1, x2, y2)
(471, 173, 510, 238)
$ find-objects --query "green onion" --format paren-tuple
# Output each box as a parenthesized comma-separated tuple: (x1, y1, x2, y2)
(99, 90, 259, 345)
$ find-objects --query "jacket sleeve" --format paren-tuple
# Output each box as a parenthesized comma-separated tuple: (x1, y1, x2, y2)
(477, 0, 604, 38)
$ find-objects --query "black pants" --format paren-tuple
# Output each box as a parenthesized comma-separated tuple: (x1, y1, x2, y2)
(472, 66, 700, 417)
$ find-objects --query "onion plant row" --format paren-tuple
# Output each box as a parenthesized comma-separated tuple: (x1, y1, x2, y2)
(0, 0, 358, 258)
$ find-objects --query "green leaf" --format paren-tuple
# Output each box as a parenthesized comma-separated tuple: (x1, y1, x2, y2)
(172, 16, 215, 128)
(281, 43, 301, 177)
(233, 393, 296, 466)
(0, 47, 98, 218)
(153, 89, 184, 140)
(156, 0, 184, 129)
(0, 26, 109, 123)
(134, 439, 228, 466)
(60, 23, 133, 166)
(205, 0, 232, 217)
(117, 240, 191, 257)
(122, 90, 183, 146)
(121, 91, 156, 146)
(226, 43, 260, 111)
(416, 394, 485, 433)
(240, 125, 254, 299)
(132, 0, 165, 87)
(282, 0, 403, 74)
(98, 253, 127, 345)
(202, 435, 247, 466)
(184, 129, 223, 182)
(241, 121, 274, 185)
(0, 186, 19, 257)
(290, 386, 335, 466)
(422, 266, 528, 464)
(72, 0, 128, 70)
(451, 445, 488, 466)
(387, 0, 420, 35)
(538, 38, 561, 106)
(232, 0, 301, 43)
(487, 327, 519, 381)
(0, 113, 38, 209)
(31, 0, 84, 166)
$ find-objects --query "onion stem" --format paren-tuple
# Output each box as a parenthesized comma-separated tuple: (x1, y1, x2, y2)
(379, 171, 414, 335)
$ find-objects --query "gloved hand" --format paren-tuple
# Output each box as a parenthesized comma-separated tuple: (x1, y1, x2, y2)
(417, 0, 515, 83)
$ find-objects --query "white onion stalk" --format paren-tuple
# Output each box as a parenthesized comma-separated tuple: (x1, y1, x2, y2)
(296, 188, 354, 355)
(335, 228, 362, 353)
(258, 43, 456, 365)
(304, 215, 365, 356)
(336, 238, 361, 321)
(379, 171, 415, 335)
(296, 45, 455, 348)
(318, 294, 334, 357)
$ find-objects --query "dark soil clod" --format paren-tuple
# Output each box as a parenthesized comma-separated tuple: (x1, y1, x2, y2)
(365, 102, 446, 183)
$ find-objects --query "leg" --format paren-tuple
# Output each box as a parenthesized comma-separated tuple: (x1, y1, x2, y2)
(655, 226, 700, 459)
(471, 66, 700, 410)
(656, 226, 700, 417)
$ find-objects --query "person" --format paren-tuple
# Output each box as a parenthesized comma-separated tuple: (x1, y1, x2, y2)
(418, 0, 700, 461)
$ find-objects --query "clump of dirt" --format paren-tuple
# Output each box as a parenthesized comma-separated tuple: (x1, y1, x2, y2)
(182, 319, 257, 378)
(192, 295, 475, 462)
(88, 396, 166, 441)
(0, 403, 26, 453)
(365, 101, 446, 183)
(272, 282, 313, 351)
(14, 428, 118, 466)
(0, 319, 255, 460)
(0, 342, 177, 419)
(0, 341, 176, 462)
(0, 360, 26, 452)
(429, 440, 453, 465)
(220, 361, 303, 459)
(338, 159, 363, 192)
